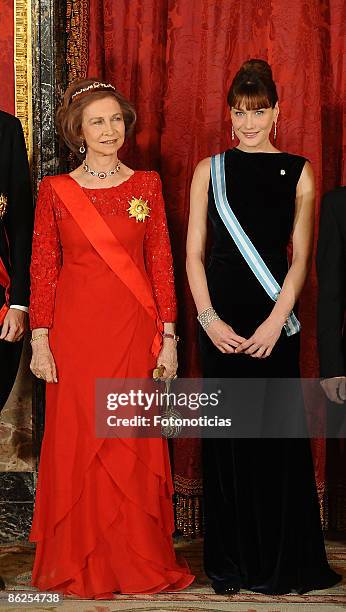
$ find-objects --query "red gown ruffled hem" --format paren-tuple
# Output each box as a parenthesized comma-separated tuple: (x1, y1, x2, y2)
(30, 440, 194, 599)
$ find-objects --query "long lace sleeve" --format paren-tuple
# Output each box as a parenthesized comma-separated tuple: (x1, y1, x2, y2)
(144, 172, 177, 322)
(29, 177, 62, 329)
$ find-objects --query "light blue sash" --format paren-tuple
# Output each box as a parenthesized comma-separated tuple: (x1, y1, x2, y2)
(210, 152, 300, 336)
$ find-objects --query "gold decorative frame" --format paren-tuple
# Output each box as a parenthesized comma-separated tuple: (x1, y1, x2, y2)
(14, 0, 33, 162)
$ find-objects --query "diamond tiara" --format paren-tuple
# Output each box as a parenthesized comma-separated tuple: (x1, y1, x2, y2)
(71, 82, 116, 101)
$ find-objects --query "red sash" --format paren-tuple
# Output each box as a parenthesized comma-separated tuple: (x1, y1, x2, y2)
(49, 175, 163, 356)
(0, 257, 10, 325)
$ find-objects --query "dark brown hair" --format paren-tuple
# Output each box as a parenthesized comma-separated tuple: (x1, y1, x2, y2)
(56, 77, 137, 157)
(227, 59, 278, 110)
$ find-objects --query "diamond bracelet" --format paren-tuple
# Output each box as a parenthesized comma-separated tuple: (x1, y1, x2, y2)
(197, 307, 220, 330)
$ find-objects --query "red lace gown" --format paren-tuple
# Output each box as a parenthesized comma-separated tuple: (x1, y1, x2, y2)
(29, 171, 194, 599)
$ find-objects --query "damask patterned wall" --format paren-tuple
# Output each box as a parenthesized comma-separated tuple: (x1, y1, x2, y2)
(87, 0, 345, 534)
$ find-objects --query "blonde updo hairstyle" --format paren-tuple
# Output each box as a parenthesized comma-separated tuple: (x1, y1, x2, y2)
(56, 77, 137, 158)
(227, 59, 278, 110)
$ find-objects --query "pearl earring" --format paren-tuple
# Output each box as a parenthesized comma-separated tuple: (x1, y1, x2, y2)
(79, 142, 86, 154)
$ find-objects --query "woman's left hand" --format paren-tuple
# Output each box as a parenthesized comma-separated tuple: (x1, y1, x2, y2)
(156, 338, 178, 380)
(234, 317, 283, 358)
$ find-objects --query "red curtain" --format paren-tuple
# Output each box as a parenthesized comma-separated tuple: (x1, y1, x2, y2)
(87, 0, 346, 516)
(0, 0, 15, 114)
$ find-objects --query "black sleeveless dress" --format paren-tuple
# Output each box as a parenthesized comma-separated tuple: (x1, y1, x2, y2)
(200, 147, 340, 594)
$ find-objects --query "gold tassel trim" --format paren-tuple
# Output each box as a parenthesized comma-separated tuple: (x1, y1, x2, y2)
(325, 484, 346, 532)
(66, 0, 89, 83)
(175, 493, 203, 538)
(174, 474, 203, 496)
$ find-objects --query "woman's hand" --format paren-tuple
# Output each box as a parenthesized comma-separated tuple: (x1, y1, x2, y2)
(206, 319, 246, 353)
(30, 336, 58, 383)
(156, 338, 178, 380)
(235, 317, 283, 358)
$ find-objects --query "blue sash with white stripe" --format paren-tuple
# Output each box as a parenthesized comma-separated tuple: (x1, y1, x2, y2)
(210, 152, 300, 337)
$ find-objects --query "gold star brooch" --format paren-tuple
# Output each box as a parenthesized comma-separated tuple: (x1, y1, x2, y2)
(0, 194, 8, 219)
(127, 196, 150, 222)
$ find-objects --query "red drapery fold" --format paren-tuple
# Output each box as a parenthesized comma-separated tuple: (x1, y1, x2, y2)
(86, 0, 345, 531)
(0, 0, 15, 114)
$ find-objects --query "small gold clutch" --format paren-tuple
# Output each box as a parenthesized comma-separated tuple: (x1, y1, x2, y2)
(152, 365, 182, 438)
(152, 364, 165, 381)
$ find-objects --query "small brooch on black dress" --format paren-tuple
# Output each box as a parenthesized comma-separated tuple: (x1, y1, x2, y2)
(280, 169, 286, 175)
(0, 194, 8, 219)
(127, 196, 150, 222)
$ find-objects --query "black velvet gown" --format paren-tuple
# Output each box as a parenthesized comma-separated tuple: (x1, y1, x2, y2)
(200, 147, 341, 594)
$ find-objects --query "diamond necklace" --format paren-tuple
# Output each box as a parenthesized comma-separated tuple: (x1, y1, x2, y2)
(83, 158, 121, 180)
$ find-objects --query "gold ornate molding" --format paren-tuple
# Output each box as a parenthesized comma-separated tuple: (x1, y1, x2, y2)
(14, 0, 33, 162)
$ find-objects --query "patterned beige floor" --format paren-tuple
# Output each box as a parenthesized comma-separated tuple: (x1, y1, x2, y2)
(0, 538, 345, 611)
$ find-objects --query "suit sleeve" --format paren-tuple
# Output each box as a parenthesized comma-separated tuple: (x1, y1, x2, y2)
(316, 193, 345, 377)
(144, 172, 177, 322)
(4, 117, 33, 306)
(29, 178, 62, 329)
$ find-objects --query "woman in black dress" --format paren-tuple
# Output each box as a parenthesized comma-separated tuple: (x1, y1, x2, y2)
(186, 59, 341, 595)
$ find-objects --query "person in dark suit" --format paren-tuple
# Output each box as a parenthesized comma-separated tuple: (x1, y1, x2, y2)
(0, 112, 33, 590)
(317, 187, 346, 533)
(317, 187, 346, 417)
(0, 111, 33, 410)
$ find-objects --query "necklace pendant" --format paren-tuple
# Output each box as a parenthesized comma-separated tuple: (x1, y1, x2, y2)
(98, 172, 107, 180)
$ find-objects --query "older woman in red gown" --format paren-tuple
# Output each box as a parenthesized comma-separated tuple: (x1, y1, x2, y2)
(29, 78, 194, 599)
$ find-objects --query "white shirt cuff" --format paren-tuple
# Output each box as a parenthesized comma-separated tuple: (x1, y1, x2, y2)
(10, 305, 29, 313)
